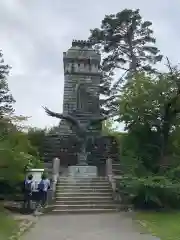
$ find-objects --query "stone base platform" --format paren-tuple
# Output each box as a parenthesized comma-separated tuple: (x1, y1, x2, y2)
(68, 165, 97, 178)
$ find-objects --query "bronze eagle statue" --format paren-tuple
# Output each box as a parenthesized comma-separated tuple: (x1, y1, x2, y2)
(44, 107, 108, 139)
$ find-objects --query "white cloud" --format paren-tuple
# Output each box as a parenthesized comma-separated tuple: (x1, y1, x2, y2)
(0, 0, 179, 128)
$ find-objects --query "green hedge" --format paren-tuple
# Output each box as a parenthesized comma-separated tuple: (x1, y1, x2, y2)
(117, 175, 180, 209)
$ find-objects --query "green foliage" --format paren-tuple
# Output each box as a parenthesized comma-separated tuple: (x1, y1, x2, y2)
(0, 208, 18, 239)
(20, 152, 43, 170)
(118, 71, 180, 170)
(166, 165, 180, 181)
(90, 9, 162, 73)
(89, 9, 162, 113)
(102, 118, 117, 135)
(136, 211, 180, 240)
(118, 174, 180, 209)
(0, 50, 44, 200)
(0, 121, 43, 199)
(27, 127, 47, 157)
(0, 124, 41, 184)
(114, 69, 180, 209)
(118, 72, 179, 130)
(0, 51, 15, 116)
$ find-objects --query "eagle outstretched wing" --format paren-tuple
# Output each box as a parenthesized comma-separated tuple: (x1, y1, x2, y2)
(44, 107, 81, 130)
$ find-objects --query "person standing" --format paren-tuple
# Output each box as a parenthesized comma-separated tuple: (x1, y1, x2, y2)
(38, 173, 50, 208)
(23, 174, 35, 212)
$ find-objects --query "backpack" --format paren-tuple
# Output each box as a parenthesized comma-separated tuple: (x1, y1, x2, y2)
(25, 180, 33, 193)
(38, 180, 45, 191)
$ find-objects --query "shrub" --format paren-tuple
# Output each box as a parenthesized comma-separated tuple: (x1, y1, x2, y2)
(166, 165, 180, 181)
(0, 150, 42, 200)
(117, 175, 180, 209)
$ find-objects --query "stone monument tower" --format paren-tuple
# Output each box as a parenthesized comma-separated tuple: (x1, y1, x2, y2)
(43, 40, 119, 176)
(58, 40, 101, 135)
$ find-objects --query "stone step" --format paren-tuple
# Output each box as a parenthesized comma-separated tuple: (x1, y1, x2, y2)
(57, 181, 109, 185)
(57, 185, 111, 189)
(56, 187, 112, 193)
(55, 195, 113, 201)
(57, 180, 109, 185)
(58, 177, 108, 181)
(56, 190, 112, 194)
(58, 177, 109, 181)
(57, 184, 111, 188)
(51, 208, 117, 214)
(51, 204, 117, 210)
(56, 192, 112, 197)
(57, 183, 110, 188)
(112, 169, 122, 173)
(55, 199, 114, 204)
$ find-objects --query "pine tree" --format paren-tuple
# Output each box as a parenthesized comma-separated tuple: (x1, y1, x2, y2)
(0, 50, 15, 116)
(89, 9, 162, 112)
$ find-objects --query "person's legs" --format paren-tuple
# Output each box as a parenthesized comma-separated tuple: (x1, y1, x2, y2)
(44, 191, 48, 206)
(35, 191, 48, 209)
(23, 193, 28, 211)
(41, 191, 46, 207)
(34, 191, 42, 214)
(27, 196, 30, 210)
(27, 194, 33, 212)
(38, 190, 43, 207)
(23, 199, 27, 210)
(23, 193, 32, 213)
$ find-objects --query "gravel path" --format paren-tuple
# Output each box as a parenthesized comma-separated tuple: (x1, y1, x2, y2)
(22, 213, 158, 240)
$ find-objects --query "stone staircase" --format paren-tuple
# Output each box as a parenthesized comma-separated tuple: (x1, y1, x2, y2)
(49, 177, 118, 214)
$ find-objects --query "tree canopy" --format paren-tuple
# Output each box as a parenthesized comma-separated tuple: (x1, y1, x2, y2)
(89, 9, 162, 112)
(0, 51, 42, 196)
(0, 51, 15, 116)
(91, 8, 180, 209)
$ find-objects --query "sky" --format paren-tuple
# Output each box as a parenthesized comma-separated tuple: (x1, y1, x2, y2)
(0, 0, 179, 129)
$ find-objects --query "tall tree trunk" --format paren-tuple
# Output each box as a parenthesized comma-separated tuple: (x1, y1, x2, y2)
(127, 19, 137, 74)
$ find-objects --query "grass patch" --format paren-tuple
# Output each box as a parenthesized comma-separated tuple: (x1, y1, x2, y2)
(0, 207, 18, 239)
(136, 211, 180, 240)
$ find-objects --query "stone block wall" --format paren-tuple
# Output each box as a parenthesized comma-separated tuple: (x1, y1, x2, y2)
(43, 134, 119, 175)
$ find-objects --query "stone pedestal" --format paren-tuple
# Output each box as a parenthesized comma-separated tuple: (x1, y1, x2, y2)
(52, 157, 60, 183)
(68, 165, 97, 178)
(77, 151, 88, 165)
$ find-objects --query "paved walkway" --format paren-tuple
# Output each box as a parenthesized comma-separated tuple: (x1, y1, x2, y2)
(22, 213, 158, 240)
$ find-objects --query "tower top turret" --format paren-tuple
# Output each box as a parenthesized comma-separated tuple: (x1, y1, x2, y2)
(63, 40, 100, 63)
(72, 40, 93, 48)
